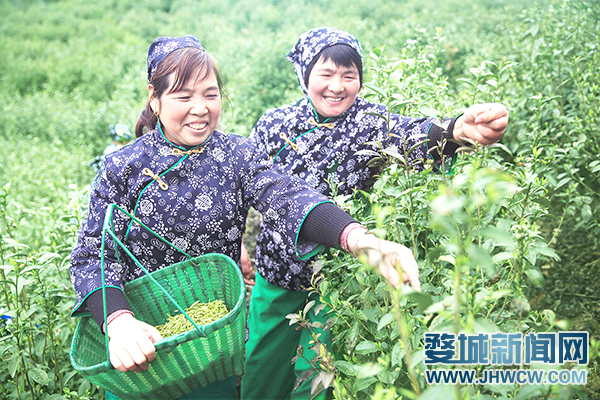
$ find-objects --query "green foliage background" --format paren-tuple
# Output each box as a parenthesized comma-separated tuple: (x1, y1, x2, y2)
(0, 0, 599, 399)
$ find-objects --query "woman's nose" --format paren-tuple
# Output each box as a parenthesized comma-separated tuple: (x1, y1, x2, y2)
(191, 99, 207, 114)
(328, 76, 344, 92)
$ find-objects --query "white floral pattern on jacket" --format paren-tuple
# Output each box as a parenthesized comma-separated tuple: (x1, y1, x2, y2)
(70, 127, 330, 315)
(250, 96, 446, 290)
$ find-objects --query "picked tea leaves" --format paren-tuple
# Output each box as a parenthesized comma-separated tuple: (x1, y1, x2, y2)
(156, 300, 229, 337)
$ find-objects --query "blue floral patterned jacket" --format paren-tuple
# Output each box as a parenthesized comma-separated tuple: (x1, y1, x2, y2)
(70, 127, 330, 315)
(250, 96, 455, 290)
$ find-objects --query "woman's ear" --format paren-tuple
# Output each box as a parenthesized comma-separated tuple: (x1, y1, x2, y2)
(148, 84, 159, 114)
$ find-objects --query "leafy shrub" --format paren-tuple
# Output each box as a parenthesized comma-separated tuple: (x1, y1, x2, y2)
(286, 4, 599, 397)
(0, 0, 598, 399)
(1, 184, 99, 399)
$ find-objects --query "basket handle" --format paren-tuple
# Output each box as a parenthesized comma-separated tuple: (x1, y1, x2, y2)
(98, 204, 209, 364)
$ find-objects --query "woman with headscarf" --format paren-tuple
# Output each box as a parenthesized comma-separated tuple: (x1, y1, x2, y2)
(242, 27, 508, 400)
(70, 34, 421, 400)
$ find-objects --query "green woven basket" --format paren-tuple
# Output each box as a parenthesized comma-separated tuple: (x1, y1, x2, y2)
(69, 204, 246, 400)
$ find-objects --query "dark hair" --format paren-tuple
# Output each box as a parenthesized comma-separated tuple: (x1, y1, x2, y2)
(303, 43, 363, 90)
(135, 47, 226, 137)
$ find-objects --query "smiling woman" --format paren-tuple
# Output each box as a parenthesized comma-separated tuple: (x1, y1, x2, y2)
(305, 43, 362, 118)
(307, 58, 360, 118)
(148, 63, 222, 147)
(242, 26, 508, 400)
(135, 36, 225, 146)
(69, 34, 422, 400)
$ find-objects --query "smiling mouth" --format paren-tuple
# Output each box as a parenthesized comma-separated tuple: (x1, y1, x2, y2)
(187, 122, 208, 131)
(324, 96, 343, 102)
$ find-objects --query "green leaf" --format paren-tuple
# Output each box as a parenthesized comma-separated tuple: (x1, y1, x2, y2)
(363, 84, 387, 99)
(416, 384, 456, 400)
(492, 252, 514, 264)
(8, 354, 20, 378)
(532, 196, 552, 208)
(62, 369, 80, 385)
(468, 245, 495, 275)
(410, 349, 425, 369)
(391, 341, 406, 367)
(476, 288, 511, 303)
(335, 361, 358, 377)
(534, 245, 559, 261)
(303, 300, 315, 316)
(438, 254, 455, 265)
(35, 252, 61, 264)
(480, 226, 516, 248)
(354, 341, 379, 355)
(28, 367, 49, 386)
(472, 318, 500, 333)
(362, 307, 381, 323)
(380, 146, 405, 162)
(377, 313, 395, 331)
(525, 268, 545, 288)
(314, 303, 327, 316)
(309, 373, 325, 399)
(294, 370, 315, 392)
(318, 371, 335, 391)
(408, 291, 434, 311)
(345, 322, 360, 351)
(357, 362, 383, 379)
(352, 376, 379, 393)
(457, 78, 475, 87)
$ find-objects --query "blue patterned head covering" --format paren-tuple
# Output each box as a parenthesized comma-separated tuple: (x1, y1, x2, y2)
(147, 35, 205, 82)
(287, 27, 363, 94)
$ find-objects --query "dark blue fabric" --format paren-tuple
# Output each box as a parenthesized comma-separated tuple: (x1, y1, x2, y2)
(147, 35, 205, 81)
(249, 96, 446, 290)
(70, 127, 330, 315)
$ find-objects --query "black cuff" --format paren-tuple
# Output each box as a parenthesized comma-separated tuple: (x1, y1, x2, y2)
(299, 202, 357, 248)
(427, 117, 462, 162)
(84, 287, 132, 328)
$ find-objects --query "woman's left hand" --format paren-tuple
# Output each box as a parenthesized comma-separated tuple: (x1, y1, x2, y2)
(453, 103, 509, 145)
(348, 230, 421, 291)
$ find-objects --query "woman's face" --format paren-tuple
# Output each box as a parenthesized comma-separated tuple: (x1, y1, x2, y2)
(150, 68, 221, 147)
(307, 57, 360, 118)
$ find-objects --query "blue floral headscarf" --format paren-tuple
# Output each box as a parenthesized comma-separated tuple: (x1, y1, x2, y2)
(287, 27, 363, 95)
(147, 34, 205, 81)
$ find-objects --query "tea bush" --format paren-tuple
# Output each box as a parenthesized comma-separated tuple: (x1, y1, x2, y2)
(286, 1, 600, 398)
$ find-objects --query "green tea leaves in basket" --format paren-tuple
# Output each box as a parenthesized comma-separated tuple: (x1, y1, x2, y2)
(155, 300, 229, 337)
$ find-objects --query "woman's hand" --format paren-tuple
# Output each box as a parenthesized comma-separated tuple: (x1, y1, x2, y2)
(106, 313, 163, 373)
(348, 229, 421, 291)
(453, 103, 509, 145)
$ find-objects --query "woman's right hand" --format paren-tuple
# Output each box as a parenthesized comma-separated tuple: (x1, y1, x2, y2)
(106, 313, 163, 372)
(348, 230, 421, 291)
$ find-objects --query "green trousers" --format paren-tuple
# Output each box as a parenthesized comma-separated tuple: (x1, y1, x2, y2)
(241, 273, 331, 400)
(105, 375, 237, 399)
